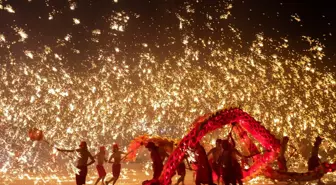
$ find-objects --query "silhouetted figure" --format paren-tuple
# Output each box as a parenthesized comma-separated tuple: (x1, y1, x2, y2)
(308, 136, 323, 171)
(228, 133, 243, 185)
(106, 144, 126, 185)
(221, 134, 251, 185)
(195, 143, 215, 185)
(158, 142, 173, 162)
(56, 141, 95, 185)
(175, 156, 191, 185)
(278, 136, 289, 172)
(146, 142, 164, 180)
(220, 140, 234, 185)
(308, 136, 324, 185)
(207, 139, 223, 184)
(94, 146, 107, 185)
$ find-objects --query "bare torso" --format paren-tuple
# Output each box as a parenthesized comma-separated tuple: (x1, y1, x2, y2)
(76, 149, 91, 167)
(96, 151, 106, 165)
(111, 151, 124, 164)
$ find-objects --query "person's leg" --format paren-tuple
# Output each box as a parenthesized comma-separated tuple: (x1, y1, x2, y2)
(112, 164, 121, 185)
(106, 177, 114, 185)
(215, 170, 220, 185)
(77, 167, 87, 185)
(95, 177, 102, 185)
(112, 176, 119, 185)
(82, 167, 88, 185)
(101, 176, 106, 185)
(76, 173, 81, 185)
(175, 174, 185, 185)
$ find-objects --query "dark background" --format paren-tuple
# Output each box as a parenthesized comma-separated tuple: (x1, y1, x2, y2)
(0, 0, 335, 72)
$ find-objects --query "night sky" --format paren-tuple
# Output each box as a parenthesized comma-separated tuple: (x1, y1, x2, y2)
(0, 0, 335, 72)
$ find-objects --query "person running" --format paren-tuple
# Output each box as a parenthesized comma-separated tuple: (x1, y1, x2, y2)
(94, 146, 107, 185)
(56, 141, 95, 185)
(146, 142, 164, 180)
(195, 143, 215, 185)
(106, 144, 126, 185)
(207, 139, 223, 184)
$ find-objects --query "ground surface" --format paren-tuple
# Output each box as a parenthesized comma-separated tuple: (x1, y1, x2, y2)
(1, 163, 335, 185)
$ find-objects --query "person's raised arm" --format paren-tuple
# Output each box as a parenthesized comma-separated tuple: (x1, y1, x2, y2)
(86, 152, 95, 166)
(56, 148, 75, 152)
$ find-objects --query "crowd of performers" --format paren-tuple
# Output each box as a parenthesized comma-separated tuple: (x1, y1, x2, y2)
(55, 134, 325, 185)
(56, 142, 127, 185)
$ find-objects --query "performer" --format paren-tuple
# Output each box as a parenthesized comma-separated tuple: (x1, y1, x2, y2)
(308, 136, 323, 171)
(277, 136, 289, 172)
(226, 132, 251, 185)
(146, 142, 164, 180)
(106, 144, 126, 185)
(175, 156, 191, 185)
(195, 143, 215, 185)
(227, 126, 258, 185)
(220, 139, 234, 185)
(207, 139, 223, 184)
(308, 136, 324, 185)
(158, 143, 170, 162)
(56, 141, 95, 185)
(94, 146, 107, 185)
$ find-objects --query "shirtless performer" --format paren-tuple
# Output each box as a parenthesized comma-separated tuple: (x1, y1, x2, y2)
(106, 144, 126, 185)
(94, 146, 107, 185)
(207, 139, 223, 184)
(57, 141, 95, 185)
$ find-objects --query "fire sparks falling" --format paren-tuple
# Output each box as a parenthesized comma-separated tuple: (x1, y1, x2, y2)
(0, 0, 335, 184)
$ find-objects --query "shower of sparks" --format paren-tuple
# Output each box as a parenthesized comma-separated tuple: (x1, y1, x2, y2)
(0, 0, 335, 184)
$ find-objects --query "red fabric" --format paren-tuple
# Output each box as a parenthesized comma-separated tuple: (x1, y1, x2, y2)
(96, 165, 106, 178)
(76, 166, 88, 185)
(112, 164, 121, 178)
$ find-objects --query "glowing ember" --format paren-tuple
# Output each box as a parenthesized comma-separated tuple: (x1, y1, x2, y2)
(0, 0, 335, 184)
